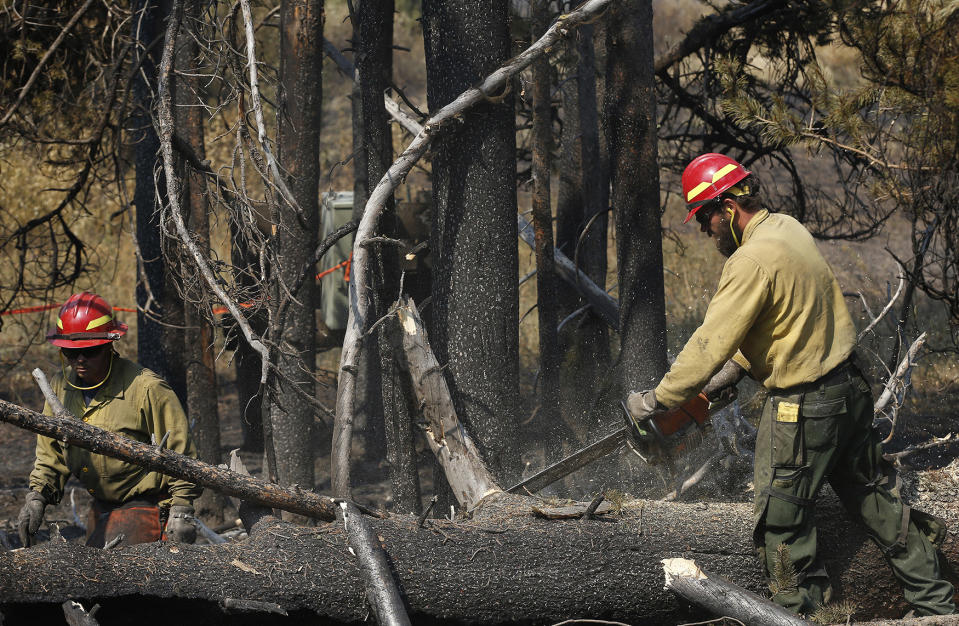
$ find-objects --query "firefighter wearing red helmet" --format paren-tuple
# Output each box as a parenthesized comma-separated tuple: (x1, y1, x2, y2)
(18, 292, 201, 548)
(626, 155, 955, 617)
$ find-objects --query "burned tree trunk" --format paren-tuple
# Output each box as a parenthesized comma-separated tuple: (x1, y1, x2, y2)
(422, 0, 521, 484)
(604, 0, 667, 391)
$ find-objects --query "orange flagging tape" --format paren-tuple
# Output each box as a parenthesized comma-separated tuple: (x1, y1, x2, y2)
(2, 255, 352, 318)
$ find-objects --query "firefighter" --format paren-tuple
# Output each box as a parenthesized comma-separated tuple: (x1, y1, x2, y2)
(17, 292, 201, 548)
(625, 154, 955, 616)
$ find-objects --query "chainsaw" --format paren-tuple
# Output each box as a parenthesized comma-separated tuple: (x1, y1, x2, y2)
(506, 389, 735, 495)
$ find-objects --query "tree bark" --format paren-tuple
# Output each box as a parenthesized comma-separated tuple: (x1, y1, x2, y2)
(556, 16, 611, 440)
(131, 0, 171, 381)
(3, 493, 956, 624)
(175, 0, 225, 524)
(530, 0, 562, 436)
(422, 0, 521, 484)
(604, 0, 667, 391)
(273, 0, 323, 510)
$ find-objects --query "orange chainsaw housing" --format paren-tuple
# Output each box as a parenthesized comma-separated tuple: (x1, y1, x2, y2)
(652, 393, 710, 437)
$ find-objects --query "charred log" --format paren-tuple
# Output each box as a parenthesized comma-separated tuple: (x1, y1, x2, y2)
(2, 492, 957, 624)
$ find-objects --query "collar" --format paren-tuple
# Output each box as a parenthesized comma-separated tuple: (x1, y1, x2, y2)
(740, 209, 769, 246)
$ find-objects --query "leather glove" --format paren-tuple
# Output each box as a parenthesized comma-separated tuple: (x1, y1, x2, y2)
(166, 505, 197, 544)
(17, 490, 47, 547)
(625, 389, 662, 423)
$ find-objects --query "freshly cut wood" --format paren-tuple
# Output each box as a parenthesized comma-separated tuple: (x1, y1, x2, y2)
(662, 557, 811, 626)
(0, 373, 337, 522)
(2, 493, 956, 624)
(391, 297, 501, 509)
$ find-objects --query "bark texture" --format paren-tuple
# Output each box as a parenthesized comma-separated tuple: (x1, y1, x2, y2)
(422, 0, 521, 484)
(3, 494, 957, 624)
(273, 0, 323, 505)
(131, 0, 170, 380)
(604, 0, 667, 391)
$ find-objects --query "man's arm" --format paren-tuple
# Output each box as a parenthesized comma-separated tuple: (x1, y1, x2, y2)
(28, 399, 70, 504)
(654, 255, 769, 408)
(143, 378, 202, 508)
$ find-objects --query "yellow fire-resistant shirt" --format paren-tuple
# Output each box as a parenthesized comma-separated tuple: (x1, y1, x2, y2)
(29, 355, 201, 508)
(654, 210, 857, 408)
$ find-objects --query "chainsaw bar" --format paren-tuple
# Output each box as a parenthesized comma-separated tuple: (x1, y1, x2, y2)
(506, 393, 737, 495)
(506, 427, 628, 494)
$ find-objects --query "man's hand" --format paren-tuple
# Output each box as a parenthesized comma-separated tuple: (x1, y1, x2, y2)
(17, 490, 47, 547)
(166, 505, 197, 544)
(625, 389, 662, 423)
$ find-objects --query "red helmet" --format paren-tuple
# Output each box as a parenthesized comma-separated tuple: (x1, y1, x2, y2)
(681, 153, 751, 224)
(47, 292, 128, 348)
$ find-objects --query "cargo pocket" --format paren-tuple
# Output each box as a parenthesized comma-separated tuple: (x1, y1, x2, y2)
(802, 396, 845, 452)
(771, 397, 804, 468)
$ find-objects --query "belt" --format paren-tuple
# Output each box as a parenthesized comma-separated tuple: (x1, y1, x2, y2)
(771, 352, 859, 396)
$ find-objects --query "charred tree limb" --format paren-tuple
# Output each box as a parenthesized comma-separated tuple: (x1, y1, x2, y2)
(0, 372, 336, 522)
(518, 213, 620, 331)
(332, 0, 615, 497)
(338, 501, 411, 626)
(2, 493, 956, 624)
(662, 558, 812, 626)
(390, 297, 500, 510)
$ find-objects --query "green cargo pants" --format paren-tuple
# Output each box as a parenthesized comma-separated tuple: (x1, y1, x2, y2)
(753, 364, 955, 616)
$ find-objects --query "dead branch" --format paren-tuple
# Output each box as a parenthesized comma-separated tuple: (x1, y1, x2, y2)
(873, 332, 926, 440)
(858, 274, 906, 341)
(0, 0, 97, 127)
(0, 370, 337, 522)
(338, 501, 411, 626)
(518, 213, 620, 330)
(332, 0, 616, 497)
(662, 558, 812, 626)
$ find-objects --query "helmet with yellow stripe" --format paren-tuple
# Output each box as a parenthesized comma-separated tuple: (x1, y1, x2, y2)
(681, 153, 752, 224)
(47, 292, 128, 348)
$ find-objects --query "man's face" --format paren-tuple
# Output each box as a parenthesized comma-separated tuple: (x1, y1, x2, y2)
(695, 201, 738, 258)
(61, 344, 112, 385)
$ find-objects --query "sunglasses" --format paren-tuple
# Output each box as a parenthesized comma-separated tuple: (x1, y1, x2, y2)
(694, 202, 720, 227)
(61, 345, 107, 361)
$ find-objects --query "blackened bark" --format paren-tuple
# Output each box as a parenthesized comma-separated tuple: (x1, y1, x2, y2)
(604, 0, 667, 390)
(2, 493, 951, 624)
(422, 0, 521, 484)
(175, 0, 225, 522)
(273, 0, 323, 505)
(530, 0, 562, 432)
(358, 0, 402, 502)
(131, 0, 170, 381)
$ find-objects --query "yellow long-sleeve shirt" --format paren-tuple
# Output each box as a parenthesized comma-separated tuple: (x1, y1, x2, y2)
(654, 210, 856, 408)
(29, 355, 201, 508)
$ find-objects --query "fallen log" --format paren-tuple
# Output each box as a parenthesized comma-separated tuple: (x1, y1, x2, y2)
(0, 373, 336, 522)
(2, 488, 957, 624)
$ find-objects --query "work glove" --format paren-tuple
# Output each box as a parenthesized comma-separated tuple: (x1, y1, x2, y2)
(625, 389, 662, 423)
(17, 490, 47, 547)
(166, 505, 197, 544)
